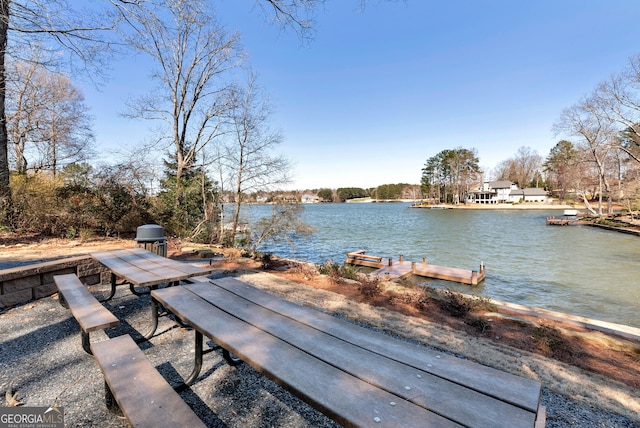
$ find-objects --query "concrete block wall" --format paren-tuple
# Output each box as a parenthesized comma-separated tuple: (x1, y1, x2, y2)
(0, 256, 110, 309)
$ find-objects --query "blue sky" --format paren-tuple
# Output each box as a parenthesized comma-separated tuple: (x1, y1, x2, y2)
(82, 1, 640, 190)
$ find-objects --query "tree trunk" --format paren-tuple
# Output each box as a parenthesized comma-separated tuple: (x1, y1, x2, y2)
(0, 0, 12, 226)
(579, 191, 598, 216)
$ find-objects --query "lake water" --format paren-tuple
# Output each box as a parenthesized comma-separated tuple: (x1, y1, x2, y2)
(239, 202, 640, 328)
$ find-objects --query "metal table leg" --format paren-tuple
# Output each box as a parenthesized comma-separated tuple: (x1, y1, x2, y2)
(98, 272, 118, 302)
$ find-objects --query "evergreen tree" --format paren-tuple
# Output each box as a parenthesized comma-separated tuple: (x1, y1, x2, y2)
(156, 154, 219, 239)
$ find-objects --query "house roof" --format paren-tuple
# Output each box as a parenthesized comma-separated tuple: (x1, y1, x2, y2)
(522, 188, 547, 196)
(489, 180, 513, 189)
(510, 188, 547, 196)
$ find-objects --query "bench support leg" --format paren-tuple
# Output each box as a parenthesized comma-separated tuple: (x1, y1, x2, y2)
(174, 330, 242, 391)
(222, 349, 242, 367)
(130, 283, 151, 296)
(175, 331, 204, 391)
(143, 298, 161, 340)
(81, 331, 92, 355)
(98, 273, 118, 302)
(58, 293, 69, 309)
(104, 381, 123, 416)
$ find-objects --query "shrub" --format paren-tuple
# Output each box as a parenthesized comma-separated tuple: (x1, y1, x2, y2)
(435, 288, 473, 317)
(358, 276, 382, 297)
(318, 260, 360, 284)
(291, 262, 320, 278)
(531, 324, 573, 358)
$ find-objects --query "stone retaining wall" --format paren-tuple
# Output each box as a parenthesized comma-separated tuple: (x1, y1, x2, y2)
(0, 256, 109, 309)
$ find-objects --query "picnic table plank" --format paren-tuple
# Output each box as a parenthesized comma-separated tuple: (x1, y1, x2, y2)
(212, 277, 541, 413)
(152, 286, 461, 428)
(91, 335, 206, 428)
(185, 282, 536, 428)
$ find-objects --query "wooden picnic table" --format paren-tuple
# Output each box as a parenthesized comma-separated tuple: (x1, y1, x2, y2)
(91, 248, 216, 300)
(149, 277, 545, 428)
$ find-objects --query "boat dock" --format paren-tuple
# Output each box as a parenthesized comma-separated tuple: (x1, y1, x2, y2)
(345, 250, 485, 286)
(546, 216, 590, 226)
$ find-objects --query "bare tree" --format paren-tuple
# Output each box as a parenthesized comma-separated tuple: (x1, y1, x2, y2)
(554, 96, 617, 215)
(0, 0, 118, 225)
(41, 73, 93, 175)
(6, 57, 94, 175)
(592, 57, 640, 163)
(513, 146, 542, 188)
(223, 72, 291, 244)
(119, 0, 243, 228)
(6, 60, 40, 173)
(494, 146, 542, 189)
(248, 202, 313, 255)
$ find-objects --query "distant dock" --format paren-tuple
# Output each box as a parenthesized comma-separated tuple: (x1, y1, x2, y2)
(345, 250, 486, 286)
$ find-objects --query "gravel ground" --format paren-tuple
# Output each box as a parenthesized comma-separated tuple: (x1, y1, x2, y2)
(1, 277, 638, 427)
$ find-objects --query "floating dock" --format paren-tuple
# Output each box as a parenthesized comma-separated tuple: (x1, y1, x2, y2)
(345, 250, 485, 286)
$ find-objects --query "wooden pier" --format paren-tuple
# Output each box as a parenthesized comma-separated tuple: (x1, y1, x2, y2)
(546, 216, 589, 226)
(345, 250, 486, 286)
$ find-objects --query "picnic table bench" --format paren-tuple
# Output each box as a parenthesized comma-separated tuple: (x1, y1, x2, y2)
(91, 334, 206, 428)
(54, 273, 119, 354)
(150, 276, 545, 427)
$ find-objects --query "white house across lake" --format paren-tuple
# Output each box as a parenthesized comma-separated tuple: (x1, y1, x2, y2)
(467, 181, 551, 204)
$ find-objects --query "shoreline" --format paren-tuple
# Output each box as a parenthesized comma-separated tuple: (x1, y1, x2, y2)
(409, 202, 575, 210)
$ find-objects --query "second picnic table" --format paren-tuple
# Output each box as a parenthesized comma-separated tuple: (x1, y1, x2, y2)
(90, 247, 216, 300)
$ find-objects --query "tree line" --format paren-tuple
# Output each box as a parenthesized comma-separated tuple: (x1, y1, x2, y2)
(420, 139, 639, 212)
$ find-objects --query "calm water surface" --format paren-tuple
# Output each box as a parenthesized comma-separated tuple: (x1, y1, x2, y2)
(240, 203, 640, 328)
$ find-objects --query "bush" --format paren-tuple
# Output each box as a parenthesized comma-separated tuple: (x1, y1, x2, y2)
(435, 288, 473, 317)
(11, 173, 67, 235)
(318, 260, 361, 284)
(291, 262, 320, 278)
(531, 324, 573, 359)
(358, 276, 382, 297)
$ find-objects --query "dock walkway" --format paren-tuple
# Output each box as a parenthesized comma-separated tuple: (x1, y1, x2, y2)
(546, 216, 588, 226)
(345, 250, 486, 286)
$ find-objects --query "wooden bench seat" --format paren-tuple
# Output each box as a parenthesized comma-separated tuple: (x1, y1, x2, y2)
(91, 335, 206, 428)
(54, 273, 119, 354)
(151, 279, 545, 427)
